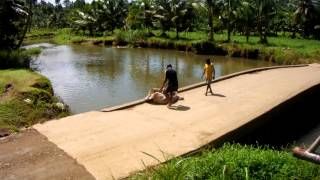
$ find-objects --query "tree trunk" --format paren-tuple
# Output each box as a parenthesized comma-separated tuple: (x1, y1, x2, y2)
(263, 34, 268, 44)
(246, 28, 249, 43)
(227, 24, 231, 42)
(226, 0, 231, 42)
(16, 1, 32, 49)
(176, 21, 179, 39)
(208, 5, 214, 41)
(89, 26, 93, 36)
(291, 26, 296, 39)
(258, 17, 265, 44)
(176, 28, 179, 39)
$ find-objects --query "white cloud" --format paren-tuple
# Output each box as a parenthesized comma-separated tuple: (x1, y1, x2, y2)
(43, 0, 93, 5)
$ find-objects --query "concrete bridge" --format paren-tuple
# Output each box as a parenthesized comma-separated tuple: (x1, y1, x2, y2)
(1, 64, 320, 180)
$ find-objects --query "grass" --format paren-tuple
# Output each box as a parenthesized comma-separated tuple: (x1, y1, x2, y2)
(132, 143, 320, 180)
(25, 28, 57, 38)
(0, 70, 69, 131)
(26, 28, 320, 64)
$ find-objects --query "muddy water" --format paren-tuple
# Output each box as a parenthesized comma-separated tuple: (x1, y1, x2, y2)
(31, 44, 274, 113)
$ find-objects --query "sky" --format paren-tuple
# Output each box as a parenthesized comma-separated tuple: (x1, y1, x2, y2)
(44, 0, 93, 5)
(44, 0, 132, 5)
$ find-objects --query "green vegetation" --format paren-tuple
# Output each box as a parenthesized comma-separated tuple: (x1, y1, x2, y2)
(0, 1, 69, 134)
(15, 0, 318, 64)
(27, 28, 320, 64)
(0, 1, 319, 176)
(0, 70, 69, 131)
(132, 143, 320, 179)
(0, 48, 42, 69)
(27, 0, 320, 40)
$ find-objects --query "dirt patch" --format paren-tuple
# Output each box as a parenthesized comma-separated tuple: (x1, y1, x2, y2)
(0, 128, 95, 180)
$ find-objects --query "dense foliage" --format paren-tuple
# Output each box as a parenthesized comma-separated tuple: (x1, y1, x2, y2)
(0, 0, 319, 51)
(26, 0, 320, 43)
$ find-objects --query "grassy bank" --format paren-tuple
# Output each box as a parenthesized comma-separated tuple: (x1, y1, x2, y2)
(132, 143, 320, 179)
(0, 70, 69, 132)
(26, 28, 320, 65)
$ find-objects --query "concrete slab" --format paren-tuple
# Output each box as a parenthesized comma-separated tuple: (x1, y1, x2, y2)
(34, 64, 320, 179)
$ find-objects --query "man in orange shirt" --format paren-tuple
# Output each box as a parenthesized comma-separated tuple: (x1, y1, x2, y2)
(201, 58, 215, 96)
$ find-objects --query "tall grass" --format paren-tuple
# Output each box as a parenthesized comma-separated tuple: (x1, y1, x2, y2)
(132, 143, 320, 180)
(0, 48, 41, 69)
(26, 28, 57, 37)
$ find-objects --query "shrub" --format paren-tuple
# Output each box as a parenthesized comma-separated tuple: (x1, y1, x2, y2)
(0, 48, 41, 69)
(132, 143, 320, 180)
(0, 50, 31, 69)
(114, 29, 148, 45)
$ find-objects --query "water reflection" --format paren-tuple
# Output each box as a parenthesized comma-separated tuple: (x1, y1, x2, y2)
(32, 44, 274, 113)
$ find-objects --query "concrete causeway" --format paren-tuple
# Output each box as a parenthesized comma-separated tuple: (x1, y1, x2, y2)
(3, 64, 320, 180)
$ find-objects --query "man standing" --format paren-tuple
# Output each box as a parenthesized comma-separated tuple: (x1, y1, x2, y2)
(201, 58, 215, 96)
(160, 64, 178, 108)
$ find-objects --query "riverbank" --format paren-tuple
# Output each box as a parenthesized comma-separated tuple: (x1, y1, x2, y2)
(25, 28, 320, 65)
(131, 143, 320, 179)
(0, 69, 69, 136)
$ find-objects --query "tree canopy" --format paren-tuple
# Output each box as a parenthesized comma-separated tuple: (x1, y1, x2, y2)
(1, 0, 320, 51)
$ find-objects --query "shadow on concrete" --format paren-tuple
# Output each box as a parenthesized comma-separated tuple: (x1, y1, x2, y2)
(233, 84, 320, 148)
(211, 93, 226, 97)
(169, 105, 191, 111)
(205, 84, 320, 150)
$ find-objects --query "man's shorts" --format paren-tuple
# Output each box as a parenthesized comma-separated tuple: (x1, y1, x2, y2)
(206, 79, 212, 85)
(165, 85, 178, 94)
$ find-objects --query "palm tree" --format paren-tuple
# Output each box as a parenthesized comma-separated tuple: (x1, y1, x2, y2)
(154, 0, 173, 36)
(190, 0, 217, 41)
(207, 0, 215, 41)
(17, 0, 37, 48)
(170, 0, 191, 39)
(71, 10, 97, 35)
(126, 0, 155, 32)
(254, 0, 276, 44)
(221, 0, 239, 42)
(141, 0, 156, 33)
(294, 0, 320, 38)
(236, 0, 255, 42)
(96, 0, 129, 33)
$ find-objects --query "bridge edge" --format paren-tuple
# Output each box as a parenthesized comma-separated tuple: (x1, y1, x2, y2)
(101, 64, 308, 112)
